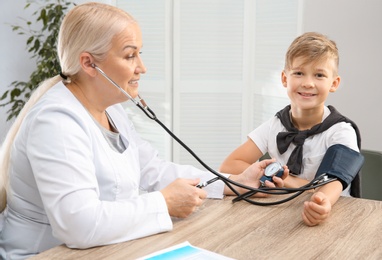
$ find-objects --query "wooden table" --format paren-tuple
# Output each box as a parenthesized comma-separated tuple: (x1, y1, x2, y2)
(30, 192, 382, 260)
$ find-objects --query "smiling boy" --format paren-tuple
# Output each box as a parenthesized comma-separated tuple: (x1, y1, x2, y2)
(219, 32, 362, 226)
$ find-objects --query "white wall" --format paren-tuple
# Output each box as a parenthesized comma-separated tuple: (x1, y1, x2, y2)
(1, 0, 381, 153)
(302, 0, 382, 152)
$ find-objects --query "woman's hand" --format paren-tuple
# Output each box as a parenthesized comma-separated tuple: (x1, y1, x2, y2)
(160, 178, 207, 218)
(224, 159, 289, 196)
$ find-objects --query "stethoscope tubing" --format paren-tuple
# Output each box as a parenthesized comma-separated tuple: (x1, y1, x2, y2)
(137, 99, 337, 206)
(93, 64, 337, 206)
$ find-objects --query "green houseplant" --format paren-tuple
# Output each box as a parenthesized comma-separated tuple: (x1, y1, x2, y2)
(0, 0, 75, 121)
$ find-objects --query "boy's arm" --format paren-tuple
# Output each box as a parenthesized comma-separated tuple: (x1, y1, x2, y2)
(219, 138, 263, 174)
(284, 174, 343, 201)
(284, 175, 310, 188)
(315, 180, 343, 205)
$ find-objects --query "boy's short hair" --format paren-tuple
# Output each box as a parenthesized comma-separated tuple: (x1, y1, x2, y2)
(284, 32, 339, 75)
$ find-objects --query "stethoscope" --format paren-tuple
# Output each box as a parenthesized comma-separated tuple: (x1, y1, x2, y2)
(92, 63, 337, 206)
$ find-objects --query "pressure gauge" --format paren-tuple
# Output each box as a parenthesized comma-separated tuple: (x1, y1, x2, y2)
(260, 162, 284, 186)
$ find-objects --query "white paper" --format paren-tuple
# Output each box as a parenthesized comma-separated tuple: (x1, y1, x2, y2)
(137, 241, 235, 260)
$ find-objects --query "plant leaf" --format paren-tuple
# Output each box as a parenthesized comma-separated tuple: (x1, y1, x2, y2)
(1, 0, 76, 121)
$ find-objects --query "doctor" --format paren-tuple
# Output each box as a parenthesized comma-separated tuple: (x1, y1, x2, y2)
(0, 2, 286, 259)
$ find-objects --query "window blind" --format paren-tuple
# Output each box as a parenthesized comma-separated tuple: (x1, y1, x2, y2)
(117, 0, 300, 170)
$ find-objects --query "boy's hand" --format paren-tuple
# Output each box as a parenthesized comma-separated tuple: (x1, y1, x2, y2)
(302, 191, 331, 226)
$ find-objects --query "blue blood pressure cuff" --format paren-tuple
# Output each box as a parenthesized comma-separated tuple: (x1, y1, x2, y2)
(315, 144, 364, 190)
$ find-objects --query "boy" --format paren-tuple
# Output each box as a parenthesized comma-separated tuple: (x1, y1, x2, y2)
(219, 32, 362, 226)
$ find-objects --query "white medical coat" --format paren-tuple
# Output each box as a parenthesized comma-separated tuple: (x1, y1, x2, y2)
(0, 82, 225, 259)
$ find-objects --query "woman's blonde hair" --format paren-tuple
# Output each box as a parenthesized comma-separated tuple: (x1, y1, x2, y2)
(0, 2, 136, 212)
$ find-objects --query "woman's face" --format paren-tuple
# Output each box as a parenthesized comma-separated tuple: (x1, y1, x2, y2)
(98, 22, 146, 102)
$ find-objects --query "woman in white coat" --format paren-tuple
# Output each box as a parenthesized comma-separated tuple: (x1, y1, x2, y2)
(0, 2, 286, 259)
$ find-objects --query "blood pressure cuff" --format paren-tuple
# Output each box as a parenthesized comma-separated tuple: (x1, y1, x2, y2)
(315, 144, 364, 190)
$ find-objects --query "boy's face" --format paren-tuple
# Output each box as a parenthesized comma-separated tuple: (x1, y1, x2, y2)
(281, 56, 340, 111)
